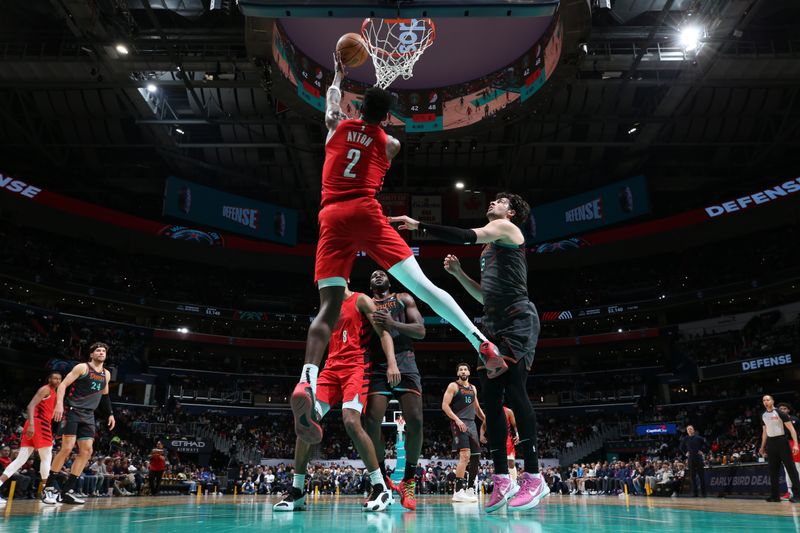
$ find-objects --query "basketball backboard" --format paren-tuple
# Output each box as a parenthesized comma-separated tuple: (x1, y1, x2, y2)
(240, 0, 559, 18)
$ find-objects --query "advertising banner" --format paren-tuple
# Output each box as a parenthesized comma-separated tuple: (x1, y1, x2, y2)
(707, 463, 785, 496)
(528, 176, 650, 243)
(166, 439, 213, 454)
(700, 353, 794, 380)
(635, 423, 678, 436)
(163, 176, 297, 245)
(410, 195, 442, 241)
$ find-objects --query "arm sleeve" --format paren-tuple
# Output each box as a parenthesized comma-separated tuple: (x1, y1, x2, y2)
(418, 222, 477, 244)
(100, 394, 114, 416)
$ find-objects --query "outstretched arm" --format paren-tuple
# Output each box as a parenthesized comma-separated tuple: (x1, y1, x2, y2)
(325, 53, 347, 134)
(388, 216, 523, 246)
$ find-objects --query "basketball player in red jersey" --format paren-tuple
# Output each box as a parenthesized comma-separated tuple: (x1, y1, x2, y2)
(0, 372, 62, 504)
(276, 283, 398, 512)
(293, 53, 505, 446)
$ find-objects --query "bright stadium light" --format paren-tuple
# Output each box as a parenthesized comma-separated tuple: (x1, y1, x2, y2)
(455, 181, 465, 190)
(147, 83, 157, 93)
(176, 327, 189, 334)
(115, 44, 129, 55)
(679, 26, 701, 51)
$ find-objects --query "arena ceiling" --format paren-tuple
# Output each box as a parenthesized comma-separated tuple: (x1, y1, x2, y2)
(0, 0, 798, 234)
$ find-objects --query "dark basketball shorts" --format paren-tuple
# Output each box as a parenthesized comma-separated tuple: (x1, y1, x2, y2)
(58, 407, 96, 441)
(451, 419, 481, 454)
(368, 354, 422, 397)
(480, 299, 540, 371)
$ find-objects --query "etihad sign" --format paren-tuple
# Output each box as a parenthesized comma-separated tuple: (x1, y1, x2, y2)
(705, 178, 800, 218)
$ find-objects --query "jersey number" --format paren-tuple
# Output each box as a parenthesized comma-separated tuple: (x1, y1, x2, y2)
(343, 149, 361, 178)
(90, 382, 103, 391)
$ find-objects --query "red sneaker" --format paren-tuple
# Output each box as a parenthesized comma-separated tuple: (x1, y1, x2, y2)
(782, 491, 792, 500)
(290, 382, 322, 444)
(384, 476, 397, 492)
(480, 341, 508, 379)
(397, 479, 417, 511)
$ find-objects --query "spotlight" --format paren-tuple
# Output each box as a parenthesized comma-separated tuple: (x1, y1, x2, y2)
(176, 327, 189, 334)
(455, 181, 465, 190)
(147, 83, 157, 93)
(115, 44, 129, 55)
(679, 27, 701, 51)
(175, 128, 185, 135)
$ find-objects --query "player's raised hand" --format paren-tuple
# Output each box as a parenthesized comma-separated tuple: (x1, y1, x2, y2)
(444, 254, 463, 276)
(333, 51, 347, 77)
(388, 215, 420, 231)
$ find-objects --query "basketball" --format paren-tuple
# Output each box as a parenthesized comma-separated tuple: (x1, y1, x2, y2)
(336, 32, 369, 67)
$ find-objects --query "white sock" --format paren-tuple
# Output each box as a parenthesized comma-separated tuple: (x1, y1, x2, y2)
(293, 474, 305, 492)
(300, 364, 319, 393)
(498, 474, 510, 479)
(368, 469, 385, 489)
(509, 467, 517, 481)
(388, 256, 487, 352)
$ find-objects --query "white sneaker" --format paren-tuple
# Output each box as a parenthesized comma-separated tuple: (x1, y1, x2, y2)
(273, 488, 306, 512)
(42, 487, 59, 505)
(452, 488, 469, 502)
(363, 485, 392, 512)
(463, 487, 478, 502)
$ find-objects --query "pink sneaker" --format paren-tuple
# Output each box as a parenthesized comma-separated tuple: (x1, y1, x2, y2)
(291, 382, 322, 444)
(480, 341, 508, 379)
(508, 473, 550, 511)
(485, 475, 514, 513)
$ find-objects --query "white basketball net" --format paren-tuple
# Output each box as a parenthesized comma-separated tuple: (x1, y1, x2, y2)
(395, 417, 406, 434)
(361, 18, 436, 89)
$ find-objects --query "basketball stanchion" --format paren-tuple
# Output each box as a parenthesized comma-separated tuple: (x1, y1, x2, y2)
(4, 481, 16, 517)
(196, 483, 203, 502)
(234, 485, 238, 497)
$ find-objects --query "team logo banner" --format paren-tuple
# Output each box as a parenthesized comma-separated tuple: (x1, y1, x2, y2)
(527, 176, 650, 244)
(163, 176, 297, 245)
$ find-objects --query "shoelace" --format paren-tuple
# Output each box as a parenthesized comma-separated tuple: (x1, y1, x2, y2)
(401, 481, 416, 500)
(518, 476, 537, 494)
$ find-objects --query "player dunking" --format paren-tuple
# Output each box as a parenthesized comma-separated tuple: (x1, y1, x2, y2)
(291, 55, 505, 446)
(0, 372, 62, 504)
(363, 269, 425, 510)
(391, 193, 548, 513)
(442, 363, 485, 503)
(275, 284, 398, 512)
(48, 342, 115, 505)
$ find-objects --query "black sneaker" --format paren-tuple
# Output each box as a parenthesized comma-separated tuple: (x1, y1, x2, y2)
(273, 488, 306, 512)
(62, 491, 86, 505)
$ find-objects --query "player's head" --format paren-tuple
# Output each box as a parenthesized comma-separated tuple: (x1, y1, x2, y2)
(48, 371, 62, 388)
(456, 363, 470, 381)
(370, 270, 390, 293)
(156, 440, 164, 449)
(88, 342, 109, 362)
(361, 87, 393, 124)
(779, 402, 792, 415)
(763, 394, 775, 409)
(686, 425, 695, 436)
(488, 192, 530, 226)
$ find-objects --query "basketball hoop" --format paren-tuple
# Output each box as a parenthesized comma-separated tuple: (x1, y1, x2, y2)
(395, 416, 406, 435)
(361, 18, 436, 89)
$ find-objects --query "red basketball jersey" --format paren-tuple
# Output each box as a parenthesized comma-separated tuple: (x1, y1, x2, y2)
(321, 119, 390, 207)
(29, 386, 56, 436)
(327, 292, 372, 364)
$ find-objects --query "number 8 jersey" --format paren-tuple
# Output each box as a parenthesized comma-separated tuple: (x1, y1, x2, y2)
(321, 119, 390, 207)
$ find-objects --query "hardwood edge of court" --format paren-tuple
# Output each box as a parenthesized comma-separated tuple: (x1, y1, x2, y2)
(2, 494, 798, 518)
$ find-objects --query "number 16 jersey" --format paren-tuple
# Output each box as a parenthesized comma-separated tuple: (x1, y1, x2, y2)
(321, 119, 390, 207)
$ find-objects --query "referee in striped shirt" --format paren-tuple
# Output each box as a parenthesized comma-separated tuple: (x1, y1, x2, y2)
(760, 395, 800, 502)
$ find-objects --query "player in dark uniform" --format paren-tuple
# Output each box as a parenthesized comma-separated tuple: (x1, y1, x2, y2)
(291, 55, 504, 446)
(442, 363, 486, 503)
(778, 403, 800, 499)
(363, 269, 426, 510)
(49, 342, 115, 504)
(391, 192, 548, 513)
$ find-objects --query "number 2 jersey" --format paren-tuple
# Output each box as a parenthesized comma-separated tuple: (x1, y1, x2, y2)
(321, 119, 390, 207)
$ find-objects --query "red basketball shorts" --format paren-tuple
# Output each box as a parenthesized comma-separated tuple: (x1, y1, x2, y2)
(506, 436, 516, 459)
(314, 197, 413, 284)
(316, 359, 370, 414)
(20, 419, 54, 449)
